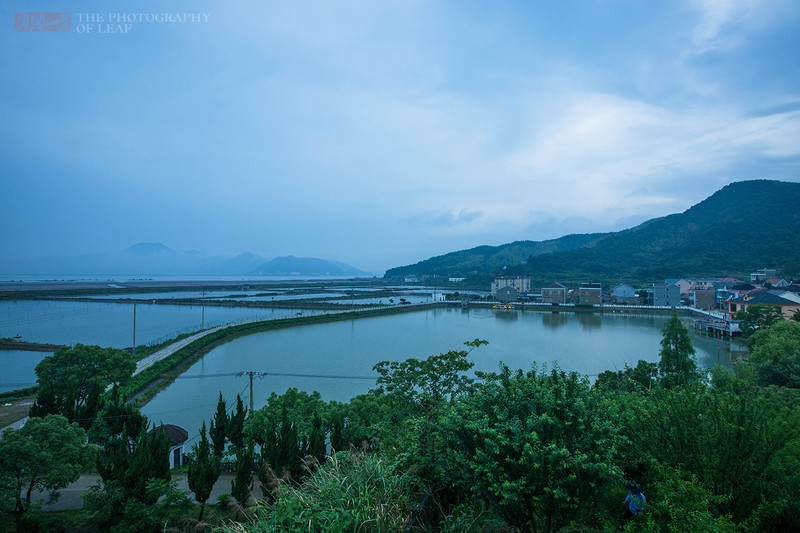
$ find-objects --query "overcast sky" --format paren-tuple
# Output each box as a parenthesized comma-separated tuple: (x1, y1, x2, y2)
(2, 1, 799, 274)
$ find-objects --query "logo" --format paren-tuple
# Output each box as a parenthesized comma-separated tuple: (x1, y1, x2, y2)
(14, 13, 71, 32)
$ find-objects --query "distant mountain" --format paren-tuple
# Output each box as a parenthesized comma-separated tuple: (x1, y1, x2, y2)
(249, 256, 372, 277)
(385, 180, 800, 285)
(124, 242, 174, 256)
(0, 244, 370, 278)
(384, 233, 608, 279)
(207, 252, 269, 275)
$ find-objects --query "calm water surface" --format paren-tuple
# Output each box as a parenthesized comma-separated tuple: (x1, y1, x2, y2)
(142, 307, 740, 450)
(0, 350, 51, 392)
(0, 300, 312, 348)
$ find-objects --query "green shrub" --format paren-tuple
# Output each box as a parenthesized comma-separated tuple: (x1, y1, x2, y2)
(226, 450, 414, 532)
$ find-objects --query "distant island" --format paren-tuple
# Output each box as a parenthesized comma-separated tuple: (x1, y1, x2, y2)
(0, 245, 372, 278)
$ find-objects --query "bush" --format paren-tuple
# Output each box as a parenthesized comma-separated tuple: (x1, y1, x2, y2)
(226, 450, 415, 532)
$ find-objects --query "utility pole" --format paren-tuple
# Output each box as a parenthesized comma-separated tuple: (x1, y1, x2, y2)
(236, 371, 263, 411)
(132, 303, 136, 359)
(200, 291, 206, 329)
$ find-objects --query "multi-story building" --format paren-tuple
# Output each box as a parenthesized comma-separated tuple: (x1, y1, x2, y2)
(492, 277, 531, 297)
(653, 283, 680, 307)
(750, 268, 777, 283)
(691, 289, 716, 310)
(541, 282, 567, 304)
(579, 282, 602, 305)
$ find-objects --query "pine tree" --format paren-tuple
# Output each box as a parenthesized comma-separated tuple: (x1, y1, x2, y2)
(330, 413, 345, 451)
(188, 422, 221, 521)
(277, 404, 302, 480)
(228, 394, 247, 451)
(209, 392, 227, 459)
(308, 411, 326, 465)
(231, 445, 254, 506)
(658, 311, 698, 388)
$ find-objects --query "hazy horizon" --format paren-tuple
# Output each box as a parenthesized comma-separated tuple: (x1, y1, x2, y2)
(3, 1, 800, 274)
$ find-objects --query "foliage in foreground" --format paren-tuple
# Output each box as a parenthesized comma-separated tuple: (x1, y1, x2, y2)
(9, 315, 800, 533)
(443, 364, 620, 533)
(221, 450, 415, 533)
(0, 414, 90, 514)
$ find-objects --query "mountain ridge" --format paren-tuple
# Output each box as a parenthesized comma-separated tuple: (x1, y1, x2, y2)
(385, 180, 800, 285)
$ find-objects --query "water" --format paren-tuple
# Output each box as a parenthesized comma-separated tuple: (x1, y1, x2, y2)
(0, 299, 313, 348)
(0, 350, 52, 392)
(141, 307, 739, 450)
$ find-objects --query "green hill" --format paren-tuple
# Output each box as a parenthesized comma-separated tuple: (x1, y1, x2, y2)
(383, 233, 607, 279)
(385, 180, 800, 286)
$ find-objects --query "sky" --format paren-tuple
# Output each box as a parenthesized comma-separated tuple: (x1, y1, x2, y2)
(2, 1, 800, 275)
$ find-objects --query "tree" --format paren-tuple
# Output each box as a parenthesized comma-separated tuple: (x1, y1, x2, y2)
(88, 385, 145, 447)
(373, 339, 486, 405)
(736, 304, 784, 337)
(443, 364, 620, 533)
(209, 392, 227, 459)
(372, 339, 487, 481)
(30, 344, 135, 428)
(246, 388, 328, 490)
(187, 422, 221, 521)
(746, 320, 800, 387)
(87, 420, 178, 531)
(95, 419, 171, 504)
(625, 381, 800, 523)
(0, 414, 89, 514)
(231, 445, 254, 506)
(227, 394, 247, 451)
(657, 312, 698, 388)
(595, 360, 657, 393)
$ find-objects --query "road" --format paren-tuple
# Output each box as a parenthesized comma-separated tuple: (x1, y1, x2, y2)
(35, 473, 265, 511)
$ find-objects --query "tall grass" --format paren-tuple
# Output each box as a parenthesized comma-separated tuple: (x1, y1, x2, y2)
(218, 449, 415, 532)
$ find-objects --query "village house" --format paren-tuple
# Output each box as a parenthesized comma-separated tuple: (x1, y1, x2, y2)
(750, 268, 778, 283)
(579, 282, 602, 305)
(653, 283, 680, 307)
(541, 282, 568, 304)
(611, 284, 636, 304)
(722, 290, 800, 320)
(492, 276, 531, 297)
(149, 424, 189, 469)
(691, 289, 716, 310)
(495, 286, 519, 303)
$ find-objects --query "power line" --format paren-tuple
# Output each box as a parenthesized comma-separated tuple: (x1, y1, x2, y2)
(175, 371, 376, 380)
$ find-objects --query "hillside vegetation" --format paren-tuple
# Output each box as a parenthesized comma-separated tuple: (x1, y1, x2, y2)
(384, 233, 607, 279)
(386, 180, 800, 286)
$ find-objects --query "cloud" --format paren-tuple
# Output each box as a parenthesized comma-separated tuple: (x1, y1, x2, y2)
(687, 0, 795, 56)
(403, 208, 485, 229)
(502, 92, 800, 218)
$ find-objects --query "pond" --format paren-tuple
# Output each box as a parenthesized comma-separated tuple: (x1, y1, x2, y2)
(0, 299, 313, 349)
(141, 307, 741, 450)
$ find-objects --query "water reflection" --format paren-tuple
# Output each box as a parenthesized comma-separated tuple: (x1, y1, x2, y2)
(493, 310, 518, 321)
(578, 313, 602, 330)
(141, 307, 737, 448)
(541, 312, 568, 329)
